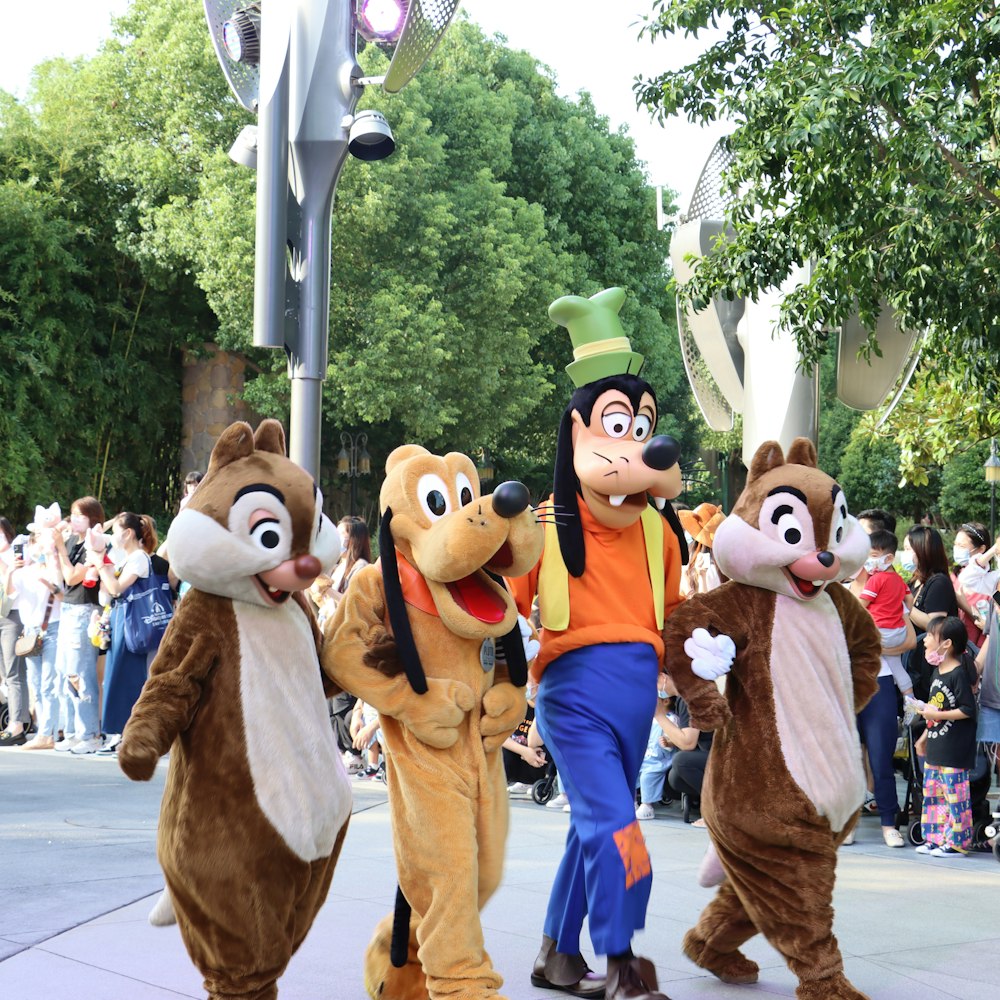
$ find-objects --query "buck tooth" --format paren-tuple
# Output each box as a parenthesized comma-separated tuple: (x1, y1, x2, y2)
(653, 496, 667, 510)
(609, 494, 626, 507)
(812, 580, 824, 587)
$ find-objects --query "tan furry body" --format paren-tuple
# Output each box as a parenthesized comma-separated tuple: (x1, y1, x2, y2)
(321, 444, 543, 1000)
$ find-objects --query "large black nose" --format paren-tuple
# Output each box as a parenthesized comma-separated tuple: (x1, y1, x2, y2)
(642, 435, 681, 471)
(491, 481, 530, 519)
(817, 550, 835, 568)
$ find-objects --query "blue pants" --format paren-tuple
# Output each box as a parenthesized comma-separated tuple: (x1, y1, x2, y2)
(856, 675, 900, 827)
(534, 643, 658, 956)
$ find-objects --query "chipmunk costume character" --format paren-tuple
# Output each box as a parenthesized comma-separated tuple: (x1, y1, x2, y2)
(118, 420, 350, 1000)
(664, 438, 882, 1000)
(322, 445, 543, 1000)
(509, 288, 686, 1000)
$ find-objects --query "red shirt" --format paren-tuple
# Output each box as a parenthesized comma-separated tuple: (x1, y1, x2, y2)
(860, 568, 908, 630)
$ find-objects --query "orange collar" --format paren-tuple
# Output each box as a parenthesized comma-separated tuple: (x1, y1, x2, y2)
(377, 551, 439, 617)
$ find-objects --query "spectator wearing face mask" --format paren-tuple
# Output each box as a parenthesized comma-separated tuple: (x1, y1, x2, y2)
(901, 526, 959, 702)
(951, 522, 994, 646)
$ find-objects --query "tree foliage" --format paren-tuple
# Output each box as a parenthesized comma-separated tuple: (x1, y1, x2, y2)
(636, 0, 1000, 480)
(1, 2, 693, 522)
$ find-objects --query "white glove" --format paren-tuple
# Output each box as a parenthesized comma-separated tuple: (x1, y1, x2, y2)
(518, 614, 540, 664)
(684, 628, 736, 681)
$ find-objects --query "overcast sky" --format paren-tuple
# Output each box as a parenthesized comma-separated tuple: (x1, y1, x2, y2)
(0, 0, 725, 209)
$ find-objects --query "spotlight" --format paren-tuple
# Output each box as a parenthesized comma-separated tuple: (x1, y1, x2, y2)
(229, 124, 259, 169)
(222, 4, 261, 64)
(348, 111, 395, 161)
(356, 0, 407, 43)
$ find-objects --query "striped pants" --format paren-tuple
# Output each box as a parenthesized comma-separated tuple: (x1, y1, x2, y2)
(921, 765, 972, 851)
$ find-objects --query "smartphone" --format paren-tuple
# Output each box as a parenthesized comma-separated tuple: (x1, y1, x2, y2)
(12, 542, 24, 559)
(993, 590, 1000, 608)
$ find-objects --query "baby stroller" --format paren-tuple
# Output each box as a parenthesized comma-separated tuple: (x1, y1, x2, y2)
(531, 757, 559, 805)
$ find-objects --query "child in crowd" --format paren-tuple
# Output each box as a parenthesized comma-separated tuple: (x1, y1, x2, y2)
(350, 697, 384, 780)
(913, 616, 978, 856)
(503, 682, 547, 794)
(636, 672, 699, 820)
(857, 529, 914, 697)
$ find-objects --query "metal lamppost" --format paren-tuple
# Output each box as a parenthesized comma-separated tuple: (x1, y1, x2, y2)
(337, 432, 371, 516)
(204, 0, 464, 478)
(985, 438, 1000, 540)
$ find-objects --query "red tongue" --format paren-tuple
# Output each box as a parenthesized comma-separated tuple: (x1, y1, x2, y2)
(447, 574, 507, 623)
(797, 578, 817, 595)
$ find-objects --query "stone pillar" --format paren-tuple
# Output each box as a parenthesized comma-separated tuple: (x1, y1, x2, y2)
(181, 344, 253, 474)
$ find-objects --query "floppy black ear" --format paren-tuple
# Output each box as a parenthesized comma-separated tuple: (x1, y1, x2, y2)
(553, 408, 585, 577)
(378, 508, 428, 695)
(660, 502, 689, 565)
(486, 571, 528, 687)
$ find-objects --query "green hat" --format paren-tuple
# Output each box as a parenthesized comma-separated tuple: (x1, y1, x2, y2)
(549, 287, 644, 388)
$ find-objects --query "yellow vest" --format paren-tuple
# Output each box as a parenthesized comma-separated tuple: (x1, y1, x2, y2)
(537, 504, 665, 632)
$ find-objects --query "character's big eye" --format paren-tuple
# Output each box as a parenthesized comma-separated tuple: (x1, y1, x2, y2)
(771, 505, 804, 546)
(250, 517, 284, 551)
(417, 474, 452, 522)
(455, 471, 475, 508)
(602, 411, 632, 438)
(632, 415, 653, 441)
(831, 492, 848, 546)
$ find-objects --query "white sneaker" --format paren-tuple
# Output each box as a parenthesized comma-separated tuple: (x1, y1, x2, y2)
(882, 828, 905, 848)
(546, 792, 569, 809)
(635, 803, 655, 821)
(341, 751, 364, 775)
(70, 736, 103, 755)
(96, 735, 121, 756)
(507, 782, 532, 795)
(915, 842, 935, 854)
(55, 736, 81, 752)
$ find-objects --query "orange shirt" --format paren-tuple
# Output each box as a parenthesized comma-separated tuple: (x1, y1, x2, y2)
(509, 495, 683, 679)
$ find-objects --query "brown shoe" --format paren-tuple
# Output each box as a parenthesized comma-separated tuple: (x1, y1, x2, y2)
(531, 935, 607, 998)
(605, 955, 670, 1000)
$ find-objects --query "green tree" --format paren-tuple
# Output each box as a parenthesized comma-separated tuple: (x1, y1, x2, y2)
(636, 1, 1000, 481)
(938, 439, 994, 528)
(837, 428, 939, 524)
(89, 5, 695, 507)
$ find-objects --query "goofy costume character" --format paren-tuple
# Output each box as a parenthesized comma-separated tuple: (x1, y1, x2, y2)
(509, 288, 686, 1000)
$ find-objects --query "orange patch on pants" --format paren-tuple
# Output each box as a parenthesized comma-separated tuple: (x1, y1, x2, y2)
(613, 820, 652, 889)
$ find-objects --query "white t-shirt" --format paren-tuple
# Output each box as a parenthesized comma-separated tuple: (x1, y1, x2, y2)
(118, 550, 151, 587)
(12, 568, 62, 628)
(1, 548, 20, 612)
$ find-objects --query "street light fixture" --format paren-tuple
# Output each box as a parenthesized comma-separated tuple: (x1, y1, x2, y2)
(985, 438, 1000, 539)
(338, 431, 371, 515)
(204, 0, 463, 477)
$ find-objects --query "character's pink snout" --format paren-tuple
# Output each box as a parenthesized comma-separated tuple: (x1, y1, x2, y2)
(258, 554, 323, 593)
(789, 551, 841, 581)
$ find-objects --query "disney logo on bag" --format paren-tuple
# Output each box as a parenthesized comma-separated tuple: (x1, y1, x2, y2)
(142, 601, 172, 627)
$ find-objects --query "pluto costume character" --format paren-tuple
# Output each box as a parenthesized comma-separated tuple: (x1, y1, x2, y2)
(663, 438, 883, 1000)
(322, 445, 543, 1000)
(509, 288, 686, 1000)
(119, 420, 351, 1000)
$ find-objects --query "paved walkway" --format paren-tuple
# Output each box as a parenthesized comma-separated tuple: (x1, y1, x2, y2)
(2, 749, 999, 999)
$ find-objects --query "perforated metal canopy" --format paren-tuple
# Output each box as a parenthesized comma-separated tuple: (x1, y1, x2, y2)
(204, 0, 261, 112)
(685, 140, 734, 223)
(383, 0, 462, 93)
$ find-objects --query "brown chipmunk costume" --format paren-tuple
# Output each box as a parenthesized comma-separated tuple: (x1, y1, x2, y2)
(322, 445, 543, 1000)
(663, 438, 882, 1000)
(119, 420, 351, 1000)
